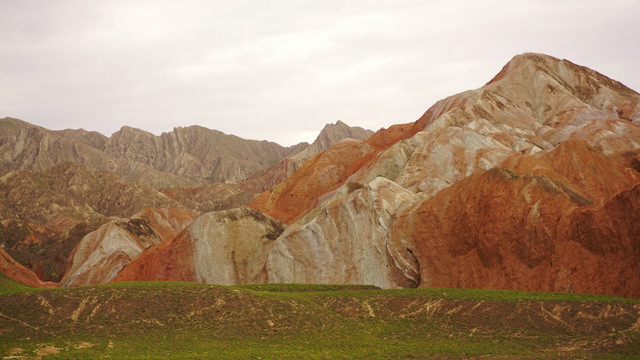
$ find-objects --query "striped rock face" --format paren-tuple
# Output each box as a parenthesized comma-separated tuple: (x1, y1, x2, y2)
(113, 208, 286, 285)
(60, 208, 194, 287)
(265, 177, 420, 289)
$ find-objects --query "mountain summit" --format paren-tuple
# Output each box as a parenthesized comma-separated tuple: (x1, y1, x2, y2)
(241, 53, 638, 297)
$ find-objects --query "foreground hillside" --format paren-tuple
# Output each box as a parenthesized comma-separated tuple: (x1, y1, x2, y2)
(0, 275, 638, 359)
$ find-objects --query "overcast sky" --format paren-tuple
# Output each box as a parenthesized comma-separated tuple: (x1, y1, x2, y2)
(1, 1, 639, 146)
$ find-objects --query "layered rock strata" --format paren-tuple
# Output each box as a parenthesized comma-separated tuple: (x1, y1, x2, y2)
(113, 208, 286, 285)
(61, 208, 194, 286)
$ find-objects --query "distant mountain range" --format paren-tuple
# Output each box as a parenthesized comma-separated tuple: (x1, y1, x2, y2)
(0, 117, 372, 188)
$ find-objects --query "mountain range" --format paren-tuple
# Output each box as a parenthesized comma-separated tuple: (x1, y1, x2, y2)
(1, 52, 639, 298)
(0, 118, 372, 282)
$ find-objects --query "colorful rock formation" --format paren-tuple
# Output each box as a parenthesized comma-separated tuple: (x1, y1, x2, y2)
(113, 208, 286, 285)
(61, 208, 194, 286)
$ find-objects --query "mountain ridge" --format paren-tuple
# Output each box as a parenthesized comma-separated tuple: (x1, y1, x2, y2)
(0, 117, 371, 189)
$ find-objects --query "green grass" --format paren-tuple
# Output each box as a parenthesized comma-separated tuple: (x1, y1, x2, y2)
(375, 286, 638, 303)
(1, 279, 638, 359)
(0, 273, 43, 295)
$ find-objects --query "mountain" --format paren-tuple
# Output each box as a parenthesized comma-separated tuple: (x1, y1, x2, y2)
(0, 118, 307, 188)
(0, 118, 370, 283)
(0, 117, 372, 191)
(0, 162, 183, 282)
(238, 121, 374, 193)
(247, 53, 640, 297)
(5, 53, 640, 298)
(104, 125, 307, 186)
(249, 53, 640, 224)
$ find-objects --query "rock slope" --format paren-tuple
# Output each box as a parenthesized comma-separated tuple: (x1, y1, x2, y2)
(0, 247, 60, 288)
(113, 208, 286, 285)
(265, 177, 419, 288)
(61, 208, 194, 287)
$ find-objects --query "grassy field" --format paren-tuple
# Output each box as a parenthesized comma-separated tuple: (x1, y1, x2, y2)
(1, 274, 639, 359)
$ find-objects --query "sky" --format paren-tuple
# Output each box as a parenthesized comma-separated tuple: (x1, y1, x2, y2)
(1, 1, 639, 146)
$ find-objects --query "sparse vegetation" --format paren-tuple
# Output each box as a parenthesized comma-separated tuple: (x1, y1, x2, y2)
(1, 278, 638, 359)
(503, 168, 520, 179)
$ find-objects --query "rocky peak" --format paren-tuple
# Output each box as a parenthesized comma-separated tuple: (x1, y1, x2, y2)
(292, 121, 374, 162)
(238, 121, 374, 193)
(482, 52, 640, 124)
(314, 120, 373, 150)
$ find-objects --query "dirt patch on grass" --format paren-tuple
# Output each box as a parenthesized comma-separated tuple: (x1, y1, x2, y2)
(75, 341, 92, 349)
(36, 344, 60, 355)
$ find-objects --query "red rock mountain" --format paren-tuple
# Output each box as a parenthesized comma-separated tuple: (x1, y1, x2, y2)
(246, 53, 640, 297)
(238, 121, 374, 193)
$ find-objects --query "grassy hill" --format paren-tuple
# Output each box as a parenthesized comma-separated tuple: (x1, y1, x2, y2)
(1, 274, 638, 359)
